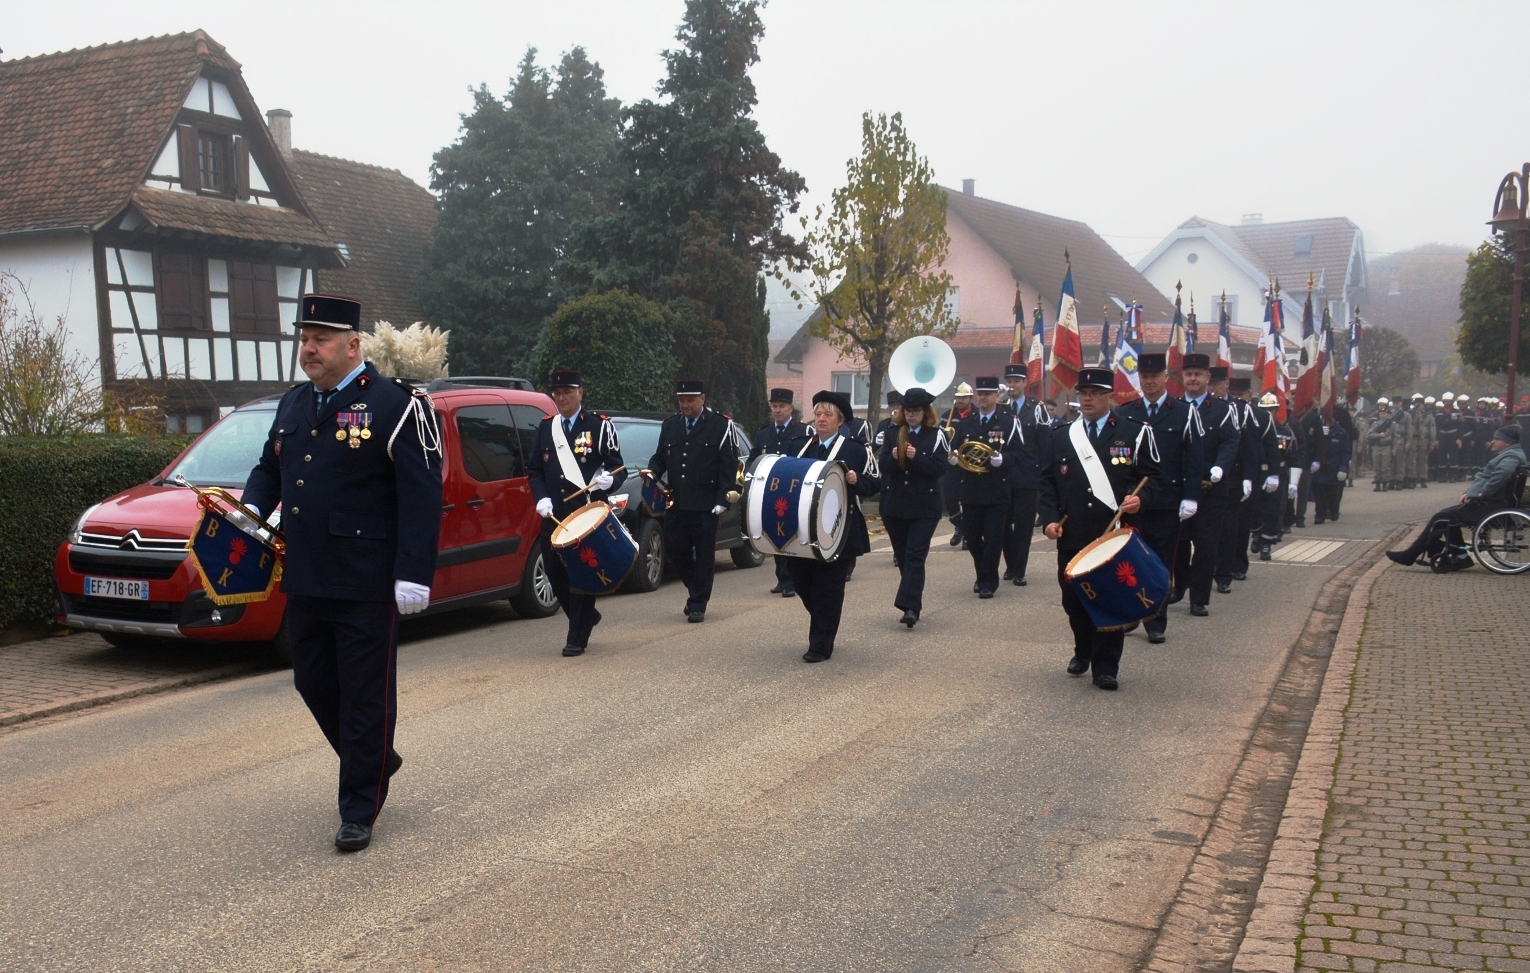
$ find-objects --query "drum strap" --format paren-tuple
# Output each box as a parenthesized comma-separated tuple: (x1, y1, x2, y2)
(551, 414, 587, 491)
(1069, 418, 1118, 511)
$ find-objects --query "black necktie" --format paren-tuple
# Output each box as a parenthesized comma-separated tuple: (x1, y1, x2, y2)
(686, 418, 695, 434)
(316, 388, 331, 411)
(565, 417, 574, 436)
(1089, 420, 1101, 443)
(1148, 402, 1157, 420)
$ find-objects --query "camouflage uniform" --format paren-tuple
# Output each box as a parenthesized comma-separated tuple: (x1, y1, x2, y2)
(1368, 411, 1395, 490)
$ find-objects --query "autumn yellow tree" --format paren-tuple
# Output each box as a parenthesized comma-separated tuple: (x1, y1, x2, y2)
(785, 112, 957, 429)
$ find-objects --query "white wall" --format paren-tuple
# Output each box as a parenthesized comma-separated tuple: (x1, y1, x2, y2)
(1138, 235, 1262, 329)
(0, 234, 103, 387)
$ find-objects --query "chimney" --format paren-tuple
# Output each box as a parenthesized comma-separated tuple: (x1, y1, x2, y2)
(961, 179, 976, 196)
(1240, 212, 1264, 226)
(266, 108, 293, 161)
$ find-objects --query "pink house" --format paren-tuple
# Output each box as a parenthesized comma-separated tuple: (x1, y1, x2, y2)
(775, 184, 1182, 413)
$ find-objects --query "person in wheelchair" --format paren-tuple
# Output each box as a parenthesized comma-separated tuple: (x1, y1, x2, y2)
(1387, 425, 1525, 568)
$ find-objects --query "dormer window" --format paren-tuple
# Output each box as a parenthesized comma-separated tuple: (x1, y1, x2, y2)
(199, 134, 228, 193)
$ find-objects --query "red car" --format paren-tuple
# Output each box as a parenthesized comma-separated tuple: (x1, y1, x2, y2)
(55, 379, 563, 663)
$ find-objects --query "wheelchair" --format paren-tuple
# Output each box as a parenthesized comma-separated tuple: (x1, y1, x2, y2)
(1431, 470, 1530, 575)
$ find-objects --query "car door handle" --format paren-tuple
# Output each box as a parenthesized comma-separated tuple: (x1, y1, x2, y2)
(441, 503, 455, 512)
(467, 498, 486, 508)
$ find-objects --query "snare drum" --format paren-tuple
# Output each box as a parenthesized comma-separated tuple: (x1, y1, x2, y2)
(740, 454, 850, 562)
(1063, 527, 1170, 632)
(549, 501, 639, 595)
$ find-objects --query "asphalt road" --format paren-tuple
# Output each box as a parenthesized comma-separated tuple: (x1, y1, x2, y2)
(0, 482, 1446, 972)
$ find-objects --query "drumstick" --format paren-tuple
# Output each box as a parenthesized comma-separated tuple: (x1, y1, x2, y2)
(1104, 477, 1152, 533)
(562, 465, 628, 503)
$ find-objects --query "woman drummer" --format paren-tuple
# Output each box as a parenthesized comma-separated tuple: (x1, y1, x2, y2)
(876, 387, 948, 628)
(789, 390, 881, 663)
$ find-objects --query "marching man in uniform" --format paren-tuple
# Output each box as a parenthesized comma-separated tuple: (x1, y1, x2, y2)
(1040, 367, 1160, 690)
(645, 380, 738, 623)
(753, 388, 811, 598)
(242, 293, 443, 852)
(1000, 362, 1051, 587)
(950, 376, 1025, 598)
(528, 370, 626, 657)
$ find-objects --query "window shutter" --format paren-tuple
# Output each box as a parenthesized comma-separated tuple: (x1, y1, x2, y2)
(234, 136, 251, 200)
(177, 124, 199, 190)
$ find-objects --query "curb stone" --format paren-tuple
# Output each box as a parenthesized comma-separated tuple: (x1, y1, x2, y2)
(0, 662, 259, 728)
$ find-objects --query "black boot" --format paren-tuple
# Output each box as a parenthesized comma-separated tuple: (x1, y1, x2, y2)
(1259, 541, 1272, 561)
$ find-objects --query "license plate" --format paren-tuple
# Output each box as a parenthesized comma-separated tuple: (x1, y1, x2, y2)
(84, 577, 151, 600)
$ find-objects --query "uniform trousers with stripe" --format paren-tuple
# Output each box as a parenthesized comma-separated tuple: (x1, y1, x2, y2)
(664, 509, 719, 614)
(1057, 556, 1124, 678)
(1132, 509, 1180, 638)
(285, 594, 400, 825)
(1174, 498, 1231, 606)
(962, 502, 1008, 591)
(1217, 497, 1258, 582)
(1001, 488, 1040, 581)
(540, 522, 601, 648)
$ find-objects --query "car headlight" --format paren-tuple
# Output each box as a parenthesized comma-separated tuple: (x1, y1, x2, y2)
(69, 504, 100, 544)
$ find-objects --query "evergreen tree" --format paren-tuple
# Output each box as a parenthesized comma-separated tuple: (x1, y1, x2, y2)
(417, 47, 620, 376)
(567, 0, 806, 428)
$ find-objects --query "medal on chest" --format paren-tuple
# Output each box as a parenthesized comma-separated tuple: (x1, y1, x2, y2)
(336, 411, 373, 449)
(573, 430, 592, 456)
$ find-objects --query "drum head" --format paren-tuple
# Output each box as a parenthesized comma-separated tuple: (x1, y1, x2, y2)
(808, 462, 850, 560)
(743, 453, 784, 542)
(550, 502, 609, 548)
(1065, 529, 1132, 578)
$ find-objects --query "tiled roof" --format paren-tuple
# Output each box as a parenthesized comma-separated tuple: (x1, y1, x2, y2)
(945, 189, 1178, 323)
(1178, 215, 1365, 298)
(288, 150, 438, 327)
(129, 186, 336, 249)
(0, 32, 232, 234)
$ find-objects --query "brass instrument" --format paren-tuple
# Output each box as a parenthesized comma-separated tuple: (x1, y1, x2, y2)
(956, 439, 997, 473)
(727, 459, 745, 505)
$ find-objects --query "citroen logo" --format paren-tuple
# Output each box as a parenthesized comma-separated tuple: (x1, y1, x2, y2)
(118, 530, 145, 550)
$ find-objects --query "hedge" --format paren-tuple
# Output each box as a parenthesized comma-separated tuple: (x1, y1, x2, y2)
(0, 435, 193, 629)
(529, 291, 676, 410)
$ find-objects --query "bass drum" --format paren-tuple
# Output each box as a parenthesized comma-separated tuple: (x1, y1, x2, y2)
(1063, 527, 1170, 632)
(741, 453, 850, 562)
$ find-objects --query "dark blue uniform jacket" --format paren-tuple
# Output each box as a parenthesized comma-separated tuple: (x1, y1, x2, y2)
(647, 409, 739, 512)
(527, 409, 627, 520)
(1116, 395, 1202, 510)
(876, 423, 948, 520)
(1039, 413, 1162, 556)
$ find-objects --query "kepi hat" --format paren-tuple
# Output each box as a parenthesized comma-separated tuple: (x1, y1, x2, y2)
(295, 293, 362, 331)
(1076, 367, 1114, 391)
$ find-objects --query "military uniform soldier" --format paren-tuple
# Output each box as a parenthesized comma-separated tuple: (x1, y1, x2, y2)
(950, 376, 1026, 598)
(645, 380, 739, 623)
(1397, 396, 1419, 488)
(1000, 362, 1052, 586)
(242, 294, 443, 852)
(753, 388, 812, 598)
(527, 370, 627, 657)
(1174, 354, 1242, 616)
(1040, 367, 1161, 690)
(1413, 393, 1435, 487)
(1437, 394, 1461, 480)
(1369, 399, 1395, 489)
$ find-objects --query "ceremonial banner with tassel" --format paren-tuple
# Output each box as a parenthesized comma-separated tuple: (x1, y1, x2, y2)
(1112, 301, 1144, 405)
(1167, 282, 1188, 398)
(1293, 277, 1322, 414)
(1010, 286, 1026, 365)
(1215, 291, 1233, 373)
(1345, 310, 1363, 407)
(1026, 299, 1047, 404)
(1318, 304, 1337, 422)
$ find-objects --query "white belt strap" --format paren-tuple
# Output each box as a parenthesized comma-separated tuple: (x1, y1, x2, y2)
(1069, 418, 1118, 511)
(551, 416, 587, 490)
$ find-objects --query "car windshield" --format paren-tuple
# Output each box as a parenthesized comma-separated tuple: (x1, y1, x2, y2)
(610, 419, 661, 477)
(165, 409, 275, 488)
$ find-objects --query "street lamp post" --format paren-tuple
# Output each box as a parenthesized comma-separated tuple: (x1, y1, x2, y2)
(1488, 164, 1529, 420)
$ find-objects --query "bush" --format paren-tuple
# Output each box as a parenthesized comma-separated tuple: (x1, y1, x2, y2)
(529, 291, 675, 409)
(0, 435, 192, 628)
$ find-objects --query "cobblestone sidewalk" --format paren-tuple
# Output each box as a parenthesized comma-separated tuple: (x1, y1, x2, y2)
(0, 630, 265, 727)
(1273, 563, 1530, 972)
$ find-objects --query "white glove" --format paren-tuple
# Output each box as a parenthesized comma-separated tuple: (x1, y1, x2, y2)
(1288, 483, 1298, 499)
(989, 454, 1004, 468)
(711, 505, 726, 515)
(592, 471, 615, 491)
(395, 580, 430, 615)
(1337, 471, 1347, 481)
(1178, 500, 1198, 521)
(1310, 461, 1320, 473)
(1242, 480, 1253, 501)
(228, 506, 260, 533)
(1209, 466, 1224, 483)
(536, 497, 554, 518)
(948, 452, 960, 466)
(1264, 475, 1280, 493)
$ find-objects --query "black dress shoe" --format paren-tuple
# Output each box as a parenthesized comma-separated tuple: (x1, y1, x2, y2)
(386, 751, 403, 778)
(335, 822, 372, 851)
(973, 582, 981, 593)
(562, 644, 585, 656)
(1165, 588, 1185, 605)
(1385, 550, 1417, 566)
(1092, 673, 1118, 691)
(1294, 520, 1306, 528)
(1216, 580, 1233, 594)
(949, 531, 963, 547)
(802, 651, 830, 663)
(781, 587, 795, 598)
(1002, 570, 1016, 581)
(769, 582, 784, 594)
(1231, 572, 1247, 581)
(1148, 631, 1167, 644)
(1067, 656, 1089, 675)
(900, 610, 918, 628)
(1259, 543, 1272, 561)
(978, 588, 994, 599)
(1190, 604, 1209, 616)
(1013, 576, 1027, 586)
(1314, 517, 1326, 525)
(686, 611, 705, 623)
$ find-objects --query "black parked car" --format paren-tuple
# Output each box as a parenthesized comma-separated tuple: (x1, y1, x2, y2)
(603, 412, 765, 592)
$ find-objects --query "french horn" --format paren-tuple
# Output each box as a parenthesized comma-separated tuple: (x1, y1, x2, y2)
(956, 439, 997, 474)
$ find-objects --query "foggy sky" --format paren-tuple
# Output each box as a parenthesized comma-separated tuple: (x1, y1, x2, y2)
(9, 0, 1527, 330)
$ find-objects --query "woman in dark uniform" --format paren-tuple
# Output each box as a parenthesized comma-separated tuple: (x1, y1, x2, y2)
(876, 387, 947, 628)
(788, 390, 881, 663)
